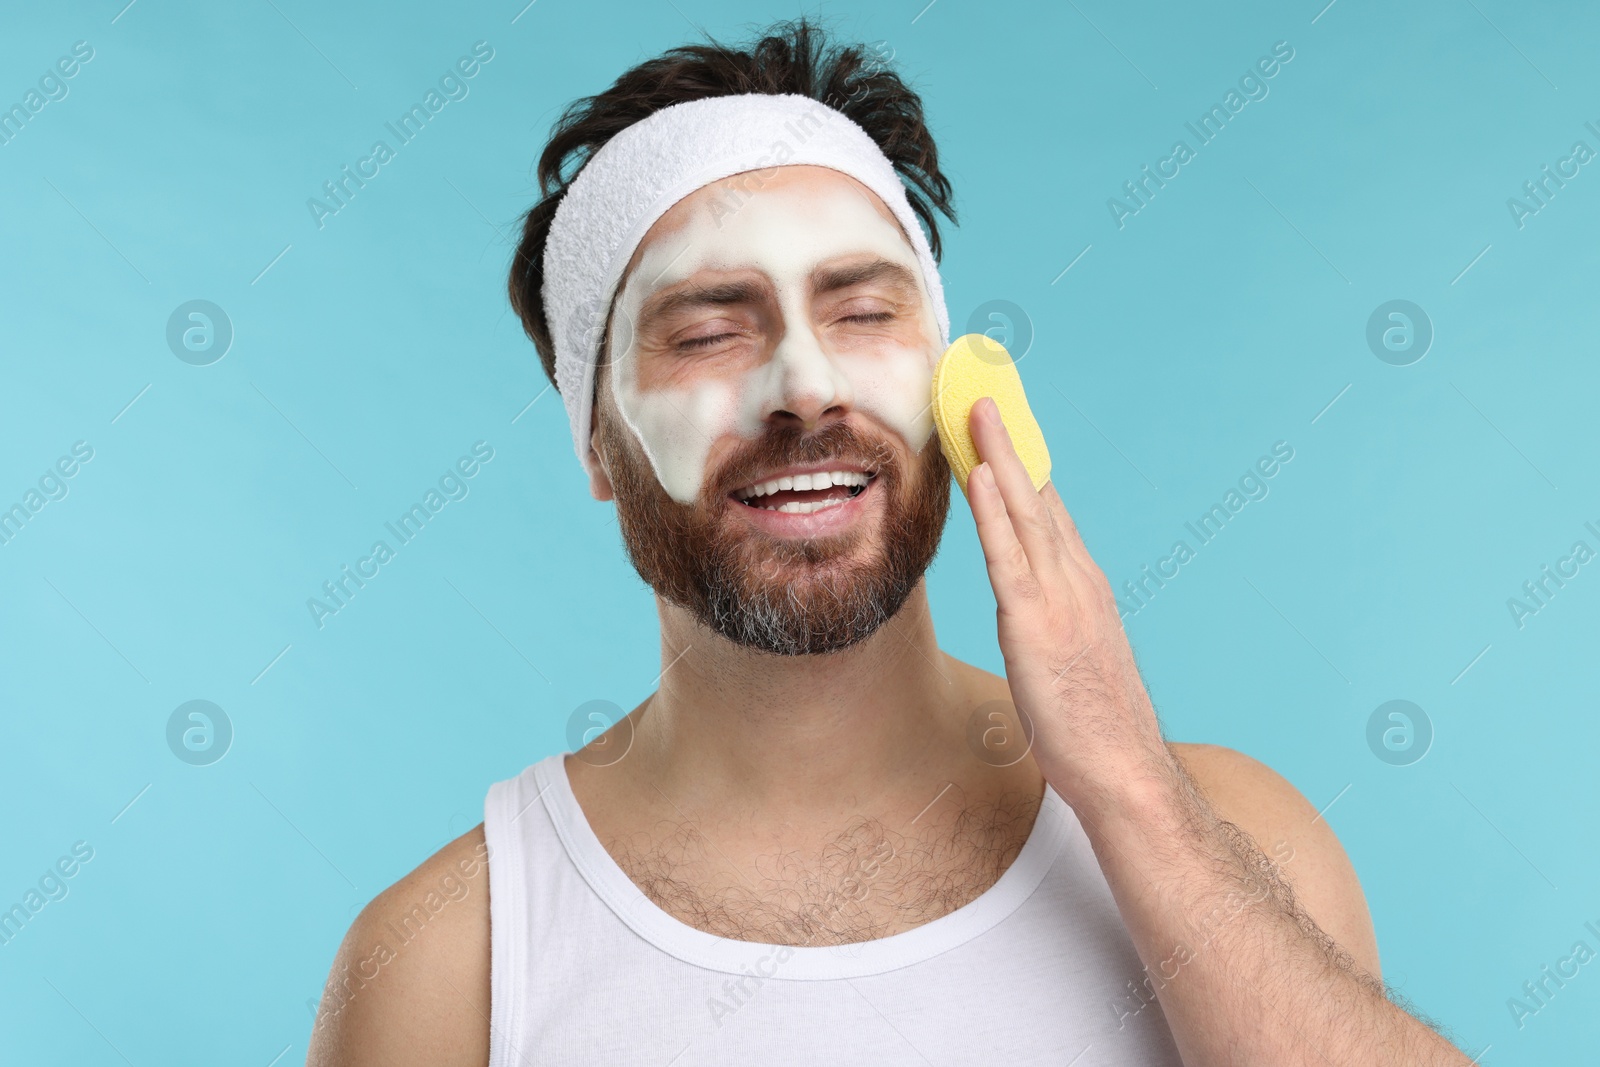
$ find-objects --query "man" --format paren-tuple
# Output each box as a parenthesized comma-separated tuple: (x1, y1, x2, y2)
(308, 18, 1472, 1065)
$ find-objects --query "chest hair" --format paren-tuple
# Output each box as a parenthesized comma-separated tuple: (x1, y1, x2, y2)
(603, 787, 1044, 947)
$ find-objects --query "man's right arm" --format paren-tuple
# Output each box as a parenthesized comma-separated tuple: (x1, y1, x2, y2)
(305, 825, 491, 1067)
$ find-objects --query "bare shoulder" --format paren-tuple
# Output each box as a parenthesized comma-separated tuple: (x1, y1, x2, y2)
(306, 825, 491, 1067)
(1168, 742, 1381, 980)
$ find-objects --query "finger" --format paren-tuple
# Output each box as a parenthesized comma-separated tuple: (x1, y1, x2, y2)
(1039, 479, 1117, 608)
(1039, 480, 1095, 575)
(966, 461, 1039, 610)
(968, 397, 1066, 579)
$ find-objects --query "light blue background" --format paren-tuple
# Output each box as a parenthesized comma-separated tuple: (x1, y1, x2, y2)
(2, 0, 1596, 1062)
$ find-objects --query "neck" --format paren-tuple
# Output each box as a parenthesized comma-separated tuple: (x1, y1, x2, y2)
(629, 580, 977, 824)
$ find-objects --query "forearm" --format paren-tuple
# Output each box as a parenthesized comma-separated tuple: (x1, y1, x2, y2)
(1073, 754, 1470, 1066)
(956, 408, 1468, 1061)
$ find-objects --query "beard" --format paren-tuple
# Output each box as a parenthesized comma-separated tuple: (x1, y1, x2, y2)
(596, 403, 952, 657)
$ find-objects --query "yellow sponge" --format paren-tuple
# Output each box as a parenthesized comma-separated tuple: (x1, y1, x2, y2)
(931, 333, 1051, 498)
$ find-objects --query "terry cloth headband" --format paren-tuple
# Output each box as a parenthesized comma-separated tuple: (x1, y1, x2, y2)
(539, 91, 952, 484)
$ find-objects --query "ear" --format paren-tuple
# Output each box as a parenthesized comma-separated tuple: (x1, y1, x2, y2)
(586, 433, 615, 502)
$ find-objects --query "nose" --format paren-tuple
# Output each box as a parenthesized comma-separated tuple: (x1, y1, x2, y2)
(758, 319, 855, 430)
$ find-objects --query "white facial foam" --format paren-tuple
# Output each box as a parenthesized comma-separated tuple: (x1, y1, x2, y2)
(607, 168, 942, 504)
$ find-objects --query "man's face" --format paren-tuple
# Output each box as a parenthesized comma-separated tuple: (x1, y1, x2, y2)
(590, 164, 952, 656)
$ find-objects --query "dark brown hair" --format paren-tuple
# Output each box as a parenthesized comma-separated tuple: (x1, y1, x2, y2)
(505, 15, 958, 392)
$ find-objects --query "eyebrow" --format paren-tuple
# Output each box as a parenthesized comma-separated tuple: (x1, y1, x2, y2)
(812, 258, 920, 299)
(641, 279, 769, 325)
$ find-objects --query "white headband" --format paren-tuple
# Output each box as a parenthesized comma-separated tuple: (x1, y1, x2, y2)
(540, 92, 951, 483)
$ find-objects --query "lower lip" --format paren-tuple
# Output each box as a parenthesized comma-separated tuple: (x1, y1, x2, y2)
(728, 476, 879, 536)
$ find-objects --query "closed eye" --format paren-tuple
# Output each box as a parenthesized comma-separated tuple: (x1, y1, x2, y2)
(678, 332, 737, 350)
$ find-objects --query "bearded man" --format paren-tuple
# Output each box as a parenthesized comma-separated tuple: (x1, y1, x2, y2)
(308, 17, 1472, 1066)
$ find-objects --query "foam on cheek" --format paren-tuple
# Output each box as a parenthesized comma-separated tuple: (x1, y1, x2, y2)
(610, 242, 744, 505)
(613, 357, 742, 504)
(610, 175, 941, 505)
(831, 343, 937, 454)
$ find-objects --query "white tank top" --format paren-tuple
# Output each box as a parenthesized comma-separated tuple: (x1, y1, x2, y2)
(484, 753, 1184, 1065)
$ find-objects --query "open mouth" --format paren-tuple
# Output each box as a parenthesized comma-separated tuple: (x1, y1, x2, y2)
(730, 468, 878, 514)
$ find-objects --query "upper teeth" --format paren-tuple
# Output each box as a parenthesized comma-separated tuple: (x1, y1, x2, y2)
(736, 470, 870, 500)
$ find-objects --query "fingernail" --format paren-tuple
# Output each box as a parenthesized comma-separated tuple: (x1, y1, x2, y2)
(985, 397, 1007, 432)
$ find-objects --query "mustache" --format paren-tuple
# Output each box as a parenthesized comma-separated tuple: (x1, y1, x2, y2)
(710, 421, 898, 499)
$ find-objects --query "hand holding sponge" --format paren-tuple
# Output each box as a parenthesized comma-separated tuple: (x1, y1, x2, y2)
(931, 333, 1052, 497)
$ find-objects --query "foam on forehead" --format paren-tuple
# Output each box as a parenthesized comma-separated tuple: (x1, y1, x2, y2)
(540, 92, 951, 483)
(623, 167, 924, 308)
